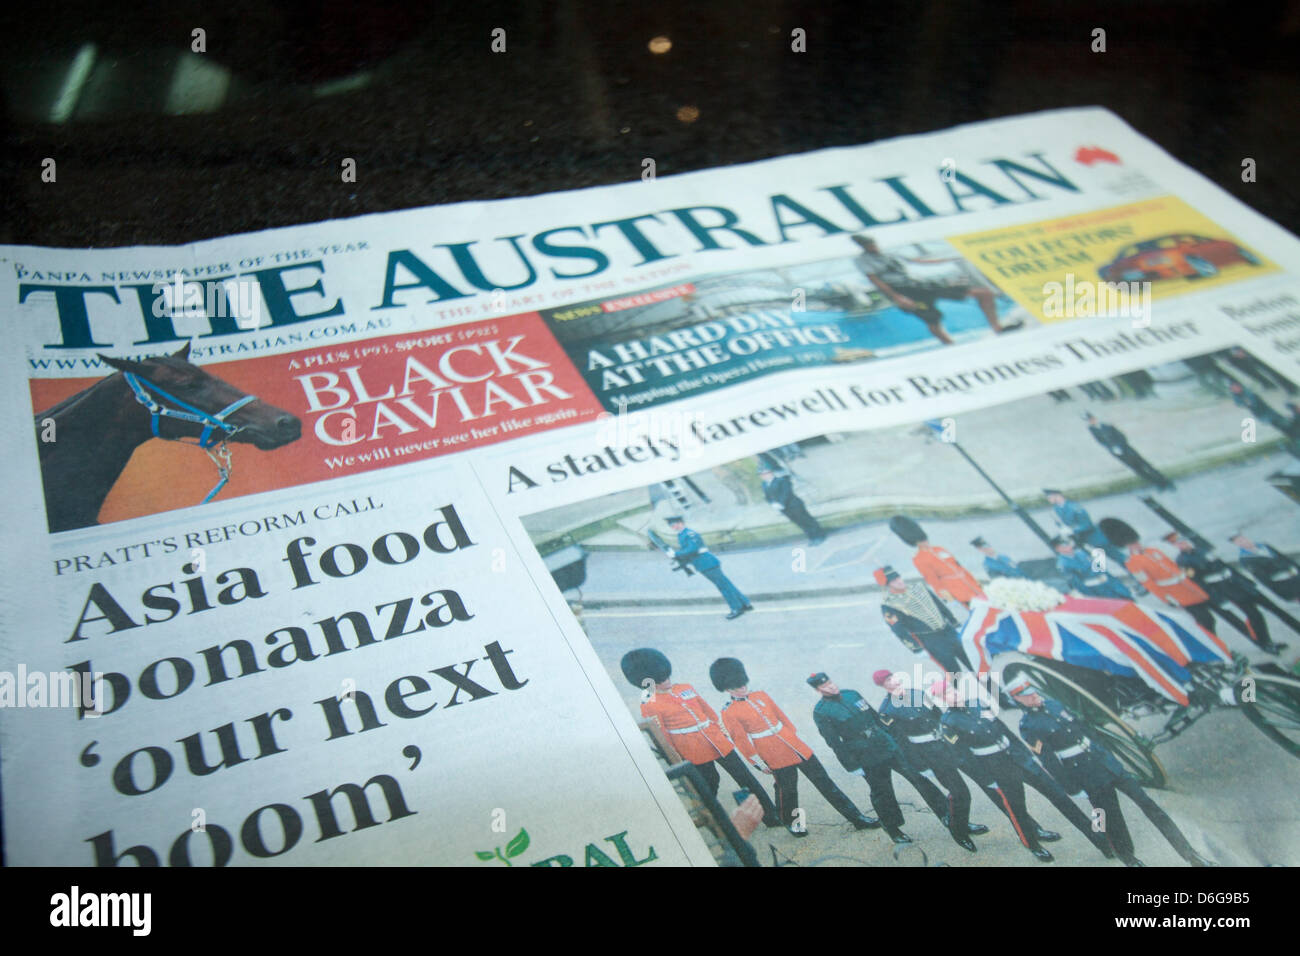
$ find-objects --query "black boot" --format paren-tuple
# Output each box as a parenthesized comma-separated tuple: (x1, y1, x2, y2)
(886, 827, 912, 845)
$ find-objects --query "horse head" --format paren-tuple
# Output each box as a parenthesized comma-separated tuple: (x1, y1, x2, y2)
(97, 342, 301, 450)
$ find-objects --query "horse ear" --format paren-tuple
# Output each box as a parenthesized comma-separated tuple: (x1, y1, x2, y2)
(172, 341, 192, 361)
(98, 353, 149, 375)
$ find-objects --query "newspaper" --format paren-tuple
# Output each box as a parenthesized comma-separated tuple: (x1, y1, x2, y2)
(3, 106, 1300, 868)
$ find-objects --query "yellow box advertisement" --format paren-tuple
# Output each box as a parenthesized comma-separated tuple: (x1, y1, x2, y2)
(948, 196, 1277, 322)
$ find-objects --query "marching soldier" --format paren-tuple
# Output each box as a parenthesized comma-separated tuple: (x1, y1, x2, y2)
(1286, 400, 1300, 438)
(933, 680, 1115, 863)
(1228, 381, 1300, 451)
(759, 466, 827, 545)
(808, 671, 953, 845)
(1231, 532, 1300, 603)
(621, 648, 780, 826)
(876, 565, 973, 674)
(1166, 533, 1288, 654)
(874, 670, 987, 852)
(1010, 678, 1212, 867)
(890, 515, 986, 608)
(1100, 518, 1220, 635)
(1045, 490, 1127, 569)
(1051, 536, 1133, 599)
(1084, 412, 1175, 489)
(1223, 345, 1298, 395)
(711, 658, 879, 836)
(666, 516, 753, 620)
(931, 679, 1056, 862)
(971, 537, 1027, 579)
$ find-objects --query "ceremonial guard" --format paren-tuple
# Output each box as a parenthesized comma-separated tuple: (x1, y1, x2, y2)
(972, 537, 1027, 579)
(1100, 518, 1220, 635)
(759, 466, 827, 544)
(1231, 532, 1300, 603)
(1228, 381, 1300, 454)
(1167, 533, 1289, 653)
(890, 515, 986, 608)
(934, 680, 1114, 863)
(1223, 346, 1297, 395)
(666, 516, 752, 620)
(875, 670, 986, 852)
(876, 565, 973, 674)
(1045, 490, 1127, 568)
(621, 648, 780, 825)
(710, 658, 879, 836)
(1011, 678, 1212, 867)
(932, 680, 1056, 862)
(1051, 536, 1133, 599)
(808, 671, 950, 845)
(1084, 412, 1175, 489)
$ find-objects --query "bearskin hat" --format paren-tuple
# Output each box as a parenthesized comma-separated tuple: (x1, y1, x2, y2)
(1098, 517, 1140, 548)
(620, 648, 671, 687)
(709, 657, 748, 692)
(889, 515, 927, 546)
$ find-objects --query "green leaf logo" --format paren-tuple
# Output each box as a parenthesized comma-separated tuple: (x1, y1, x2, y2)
(506, 828, 530, 858)
(476, 827, 531, 865)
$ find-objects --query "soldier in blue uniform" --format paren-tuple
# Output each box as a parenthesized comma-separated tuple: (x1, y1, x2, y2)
(1228, 381, 1300, 457)
(874, 670, 986, 852)
(666, 516, 752, 620)
(1084, 413, 1176, 488)
(1046, 490, 1128, 569)
(1231, 532, 1300, 603)
(1051, 536, 1133, 599)
(932, 680, 1056, 862)
(971, 536, 1027, 579)
(809, 671, 961, 846)
(1166, 532, 1290, 653)
(759, 467, 826, 544)
(1011, 678, 1212, 867)
(934, 680, 1116, 863)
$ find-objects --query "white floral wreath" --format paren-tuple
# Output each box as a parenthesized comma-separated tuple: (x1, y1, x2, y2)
(985, 576, 1067, 613)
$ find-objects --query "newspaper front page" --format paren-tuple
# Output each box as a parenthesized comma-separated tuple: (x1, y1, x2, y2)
(3, 107, 1300, 867)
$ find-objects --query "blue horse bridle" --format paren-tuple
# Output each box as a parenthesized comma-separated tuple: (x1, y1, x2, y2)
(123, 371, 257, 503)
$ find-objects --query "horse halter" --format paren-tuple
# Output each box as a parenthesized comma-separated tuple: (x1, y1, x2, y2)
(123, 371, 256, 504)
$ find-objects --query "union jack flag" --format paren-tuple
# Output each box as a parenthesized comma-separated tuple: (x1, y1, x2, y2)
(960, 595, 1232, 706)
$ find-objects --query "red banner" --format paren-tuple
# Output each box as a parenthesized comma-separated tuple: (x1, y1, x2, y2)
(29, 314, 602, 528)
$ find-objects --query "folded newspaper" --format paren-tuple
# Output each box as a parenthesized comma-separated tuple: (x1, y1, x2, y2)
(4, 107, 1300, 868)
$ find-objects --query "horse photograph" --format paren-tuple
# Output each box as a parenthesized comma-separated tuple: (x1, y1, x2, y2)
(33, 342, 302, 533)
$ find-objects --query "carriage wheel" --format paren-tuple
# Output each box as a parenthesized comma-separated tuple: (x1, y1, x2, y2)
(1236, 671, 1300, 759)
(999, 654, 1169, 789)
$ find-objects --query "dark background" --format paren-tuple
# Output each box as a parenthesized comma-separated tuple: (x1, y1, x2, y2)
(1, 0, 1298, 248)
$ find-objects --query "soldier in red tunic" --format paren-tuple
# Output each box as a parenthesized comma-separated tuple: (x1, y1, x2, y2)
(1099, 518, 1219, 635)
(890, 515, 986, 608)
(623, 648, 779, 825)
(710, 657, 879, 837)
